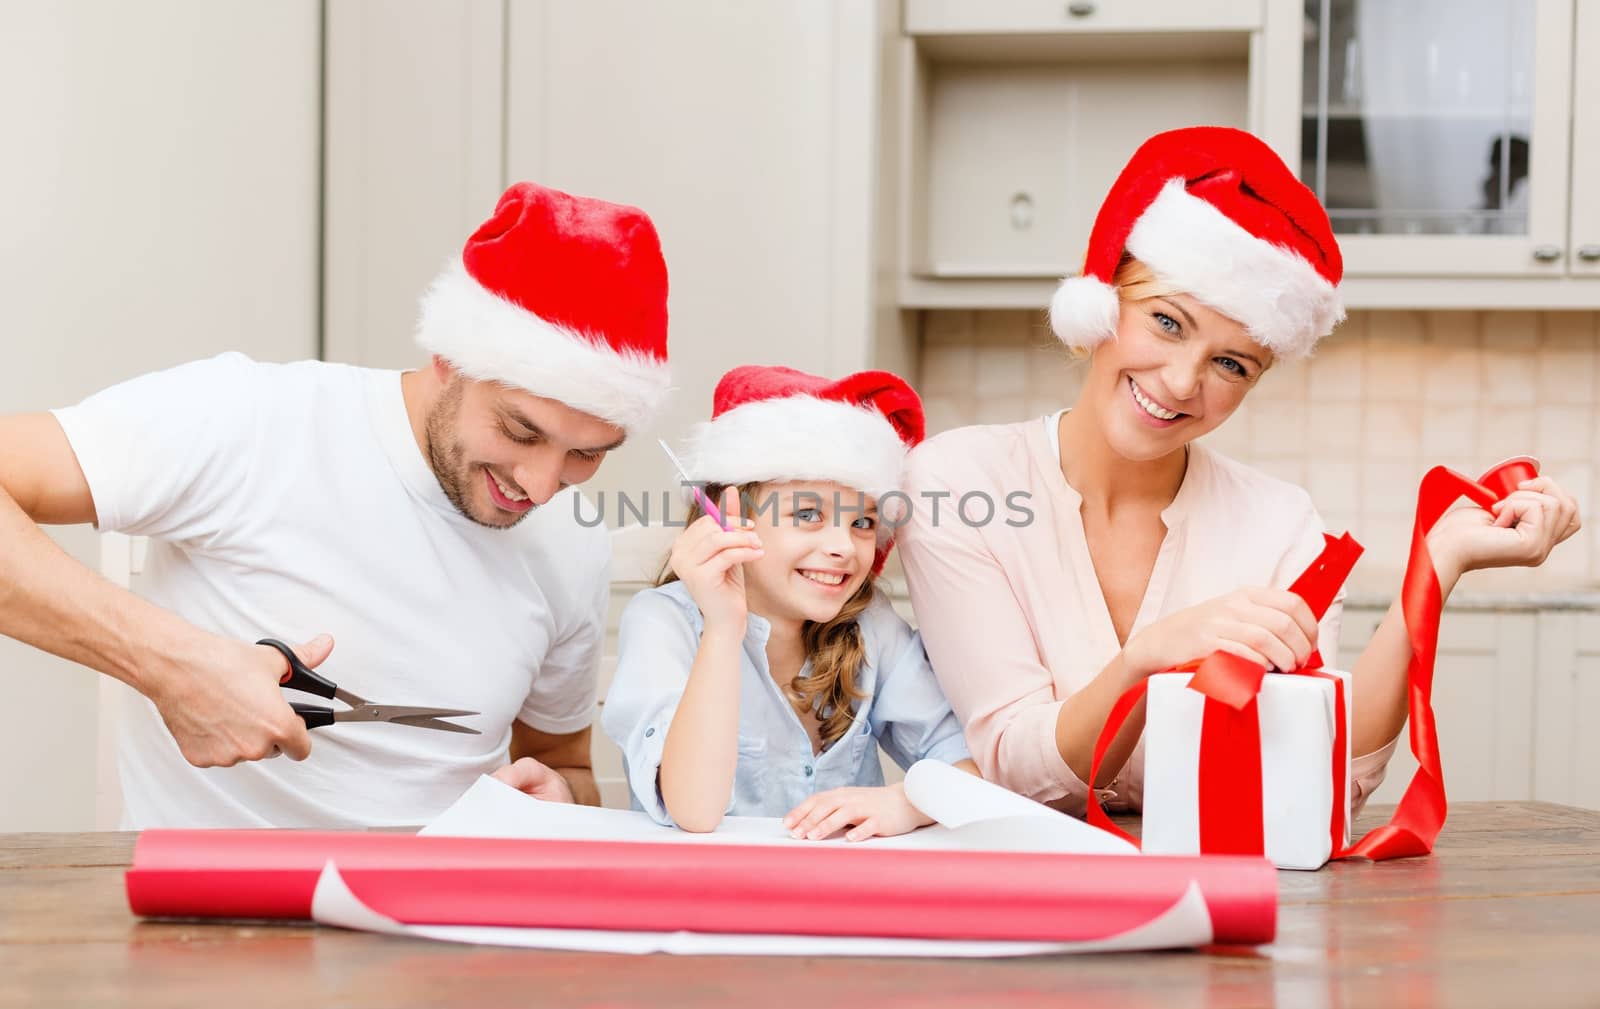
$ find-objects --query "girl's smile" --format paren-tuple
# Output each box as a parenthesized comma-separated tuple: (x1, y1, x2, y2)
(796, 567, 852, 591)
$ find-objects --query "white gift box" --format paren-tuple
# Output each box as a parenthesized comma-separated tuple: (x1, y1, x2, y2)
(1141, 669, 1353, 871)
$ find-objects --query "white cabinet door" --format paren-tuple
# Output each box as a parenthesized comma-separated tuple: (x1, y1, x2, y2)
(1339, 606, 1538, 806)
(1302, 0, 1575, 277)
(1569, 0, 1600, 277)
(918, 59, 1250, 278)
(1534, 612, 1600, 811)
(323, 0, 507, 370)
(905, 0, 1264, 35)
(502, 0, 892, 505)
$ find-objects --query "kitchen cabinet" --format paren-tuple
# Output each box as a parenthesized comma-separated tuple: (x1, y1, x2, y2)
(1296, 0, 1600, 307)
(897, 0, 1600, 309)
(896, 4, 1282, 308)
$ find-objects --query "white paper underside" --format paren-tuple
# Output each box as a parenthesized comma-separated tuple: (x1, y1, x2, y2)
(311, 862, 1212, 957)
(310, 762, 1219, 955)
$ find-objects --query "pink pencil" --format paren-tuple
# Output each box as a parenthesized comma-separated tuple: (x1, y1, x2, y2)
(658, 439, 729, 530)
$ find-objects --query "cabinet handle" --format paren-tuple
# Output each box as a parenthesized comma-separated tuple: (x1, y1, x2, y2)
(1531, 245, 1562, 262)
(1577, 245, 1600, 262)
(1065, 1, 1096, 17)
(1009, 192, 1035, 231)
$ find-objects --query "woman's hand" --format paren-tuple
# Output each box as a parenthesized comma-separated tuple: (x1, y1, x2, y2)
(783, 783, 933, 842)
(669, 487, 764, 633)
(1122, 587, 1320, 679)
(1427, 475, 1581, 588)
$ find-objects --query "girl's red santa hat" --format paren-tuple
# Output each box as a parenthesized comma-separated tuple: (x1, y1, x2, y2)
(1050, 126, 1344, 361)
(416, 181, 670, 433)
(678, 365, 926, 574)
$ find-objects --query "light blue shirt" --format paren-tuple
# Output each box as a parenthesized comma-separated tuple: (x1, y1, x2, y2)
(601, 581, 972, 825)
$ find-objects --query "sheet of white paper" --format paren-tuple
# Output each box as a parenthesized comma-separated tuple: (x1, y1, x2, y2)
(902, 760, 1140, 855)
(422, 761, 1138, 857)
(310, 861, 1212, 957)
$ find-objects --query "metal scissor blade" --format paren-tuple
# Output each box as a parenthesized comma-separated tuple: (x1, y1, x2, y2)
(333, 704, 481, 734)
(387, 714, 482, 735)
(332, 686, 370, 708)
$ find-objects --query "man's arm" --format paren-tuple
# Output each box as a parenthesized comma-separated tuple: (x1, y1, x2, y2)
(0, 412, 317, 765)
(504, 720, 600, 806)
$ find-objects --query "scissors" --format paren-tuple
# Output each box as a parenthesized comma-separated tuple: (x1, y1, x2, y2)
(257, 638, 481, 735)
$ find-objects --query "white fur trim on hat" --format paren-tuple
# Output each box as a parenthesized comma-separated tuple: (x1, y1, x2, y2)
(415, 258, 672, 432)
(1049, 275, 1121, 351)
(1126, 179, 1344, 361)
(680, 396, 910, 511)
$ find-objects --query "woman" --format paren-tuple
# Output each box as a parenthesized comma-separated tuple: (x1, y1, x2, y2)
(897, 126, 1580, 816)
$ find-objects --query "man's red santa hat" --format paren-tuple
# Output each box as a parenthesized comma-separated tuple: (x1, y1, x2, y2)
(416, 181, 670, 432)
(1050, 126, 1344, 361)
(678, 365, 925, 575)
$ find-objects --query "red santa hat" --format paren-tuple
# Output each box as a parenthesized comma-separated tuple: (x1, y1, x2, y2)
(416, 181, 670, 433)
(679, 366, 926, 574)
(1050, 126, 1344, 362)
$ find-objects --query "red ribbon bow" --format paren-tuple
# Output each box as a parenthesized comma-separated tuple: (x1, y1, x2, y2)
(1086, 456, 1539, 862)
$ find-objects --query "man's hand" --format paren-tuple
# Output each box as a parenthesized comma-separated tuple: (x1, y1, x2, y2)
(491, 757, 577, 803)
(145, 634, 331, 767)
(509, 721, 598, 805)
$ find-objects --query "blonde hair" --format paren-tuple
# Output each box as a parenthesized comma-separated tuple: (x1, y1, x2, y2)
(1111, 252, 1183, 304)
(1058, 253, 1183, 360)
(658, 481, 870, 749)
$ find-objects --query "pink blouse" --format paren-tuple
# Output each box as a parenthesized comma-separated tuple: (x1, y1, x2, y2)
(897, 415, 1397, 817)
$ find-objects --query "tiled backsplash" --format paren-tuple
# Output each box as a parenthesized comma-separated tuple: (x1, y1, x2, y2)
(917, 309, 1600, 593)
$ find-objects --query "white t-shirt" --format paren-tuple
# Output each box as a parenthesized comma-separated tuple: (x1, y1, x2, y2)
(53, 353, 610, 828)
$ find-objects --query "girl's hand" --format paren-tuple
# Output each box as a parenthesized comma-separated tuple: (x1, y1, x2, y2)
(1122, 587, 1319, 678)
(783, 783, 933, 842)
(669, 487, 764, 633)
(1427, 476, 1581, 587)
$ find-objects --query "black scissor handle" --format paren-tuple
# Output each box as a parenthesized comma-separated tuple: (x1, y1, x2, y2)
(290, 703, 337, 730)
(257, 638, 338, 700)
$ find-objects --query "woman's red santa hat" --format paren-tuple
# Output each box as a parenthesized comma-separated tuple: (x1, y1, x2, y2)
(416, 181, 670, 433)
(1050, 126, 1344, 361)
(678, 365, 926, 574)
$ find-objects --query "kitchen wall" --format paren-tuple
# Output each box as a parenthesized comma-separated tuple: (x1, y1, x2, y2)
(915, 308, 1600, 593)
(0, 1, 322, 831)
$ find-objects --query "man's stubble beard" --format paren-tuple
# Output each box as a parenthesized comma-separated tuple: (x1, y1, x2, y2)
(424, 378, 534, 530)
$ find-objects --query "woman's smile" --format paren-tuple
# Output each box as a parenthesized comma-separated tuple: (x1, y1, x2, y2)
(1126, 376, 1188, 428)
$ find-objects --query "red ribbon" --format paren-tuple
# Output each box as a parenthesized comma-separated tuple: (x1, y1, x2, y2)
(1087, 456, 1539, 862)
(1341, 455, 1538, 860)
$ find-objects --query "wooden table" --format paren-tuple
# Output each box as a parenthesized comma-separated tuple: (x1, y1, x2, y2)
(3, 802, 1598, 1009)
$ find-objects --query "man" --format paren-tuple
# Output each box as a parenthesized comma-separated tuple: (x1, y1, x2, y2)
(0, 181, 670, 827)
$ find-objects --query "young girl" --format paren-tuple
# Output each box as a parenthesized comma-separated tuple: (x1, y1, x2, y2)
(897, 126, 1580, 817)
(602, 365, 977, 840)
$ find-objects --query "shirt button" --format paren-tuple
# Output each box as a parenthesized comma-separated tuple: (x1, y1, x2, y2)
(644, 727, 656, 738)
(804, 765, 814, 777)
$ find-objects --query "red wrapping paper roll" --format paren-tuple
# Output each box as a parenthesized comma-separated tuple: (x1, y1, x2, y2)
(126, 830, 1277, 945)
